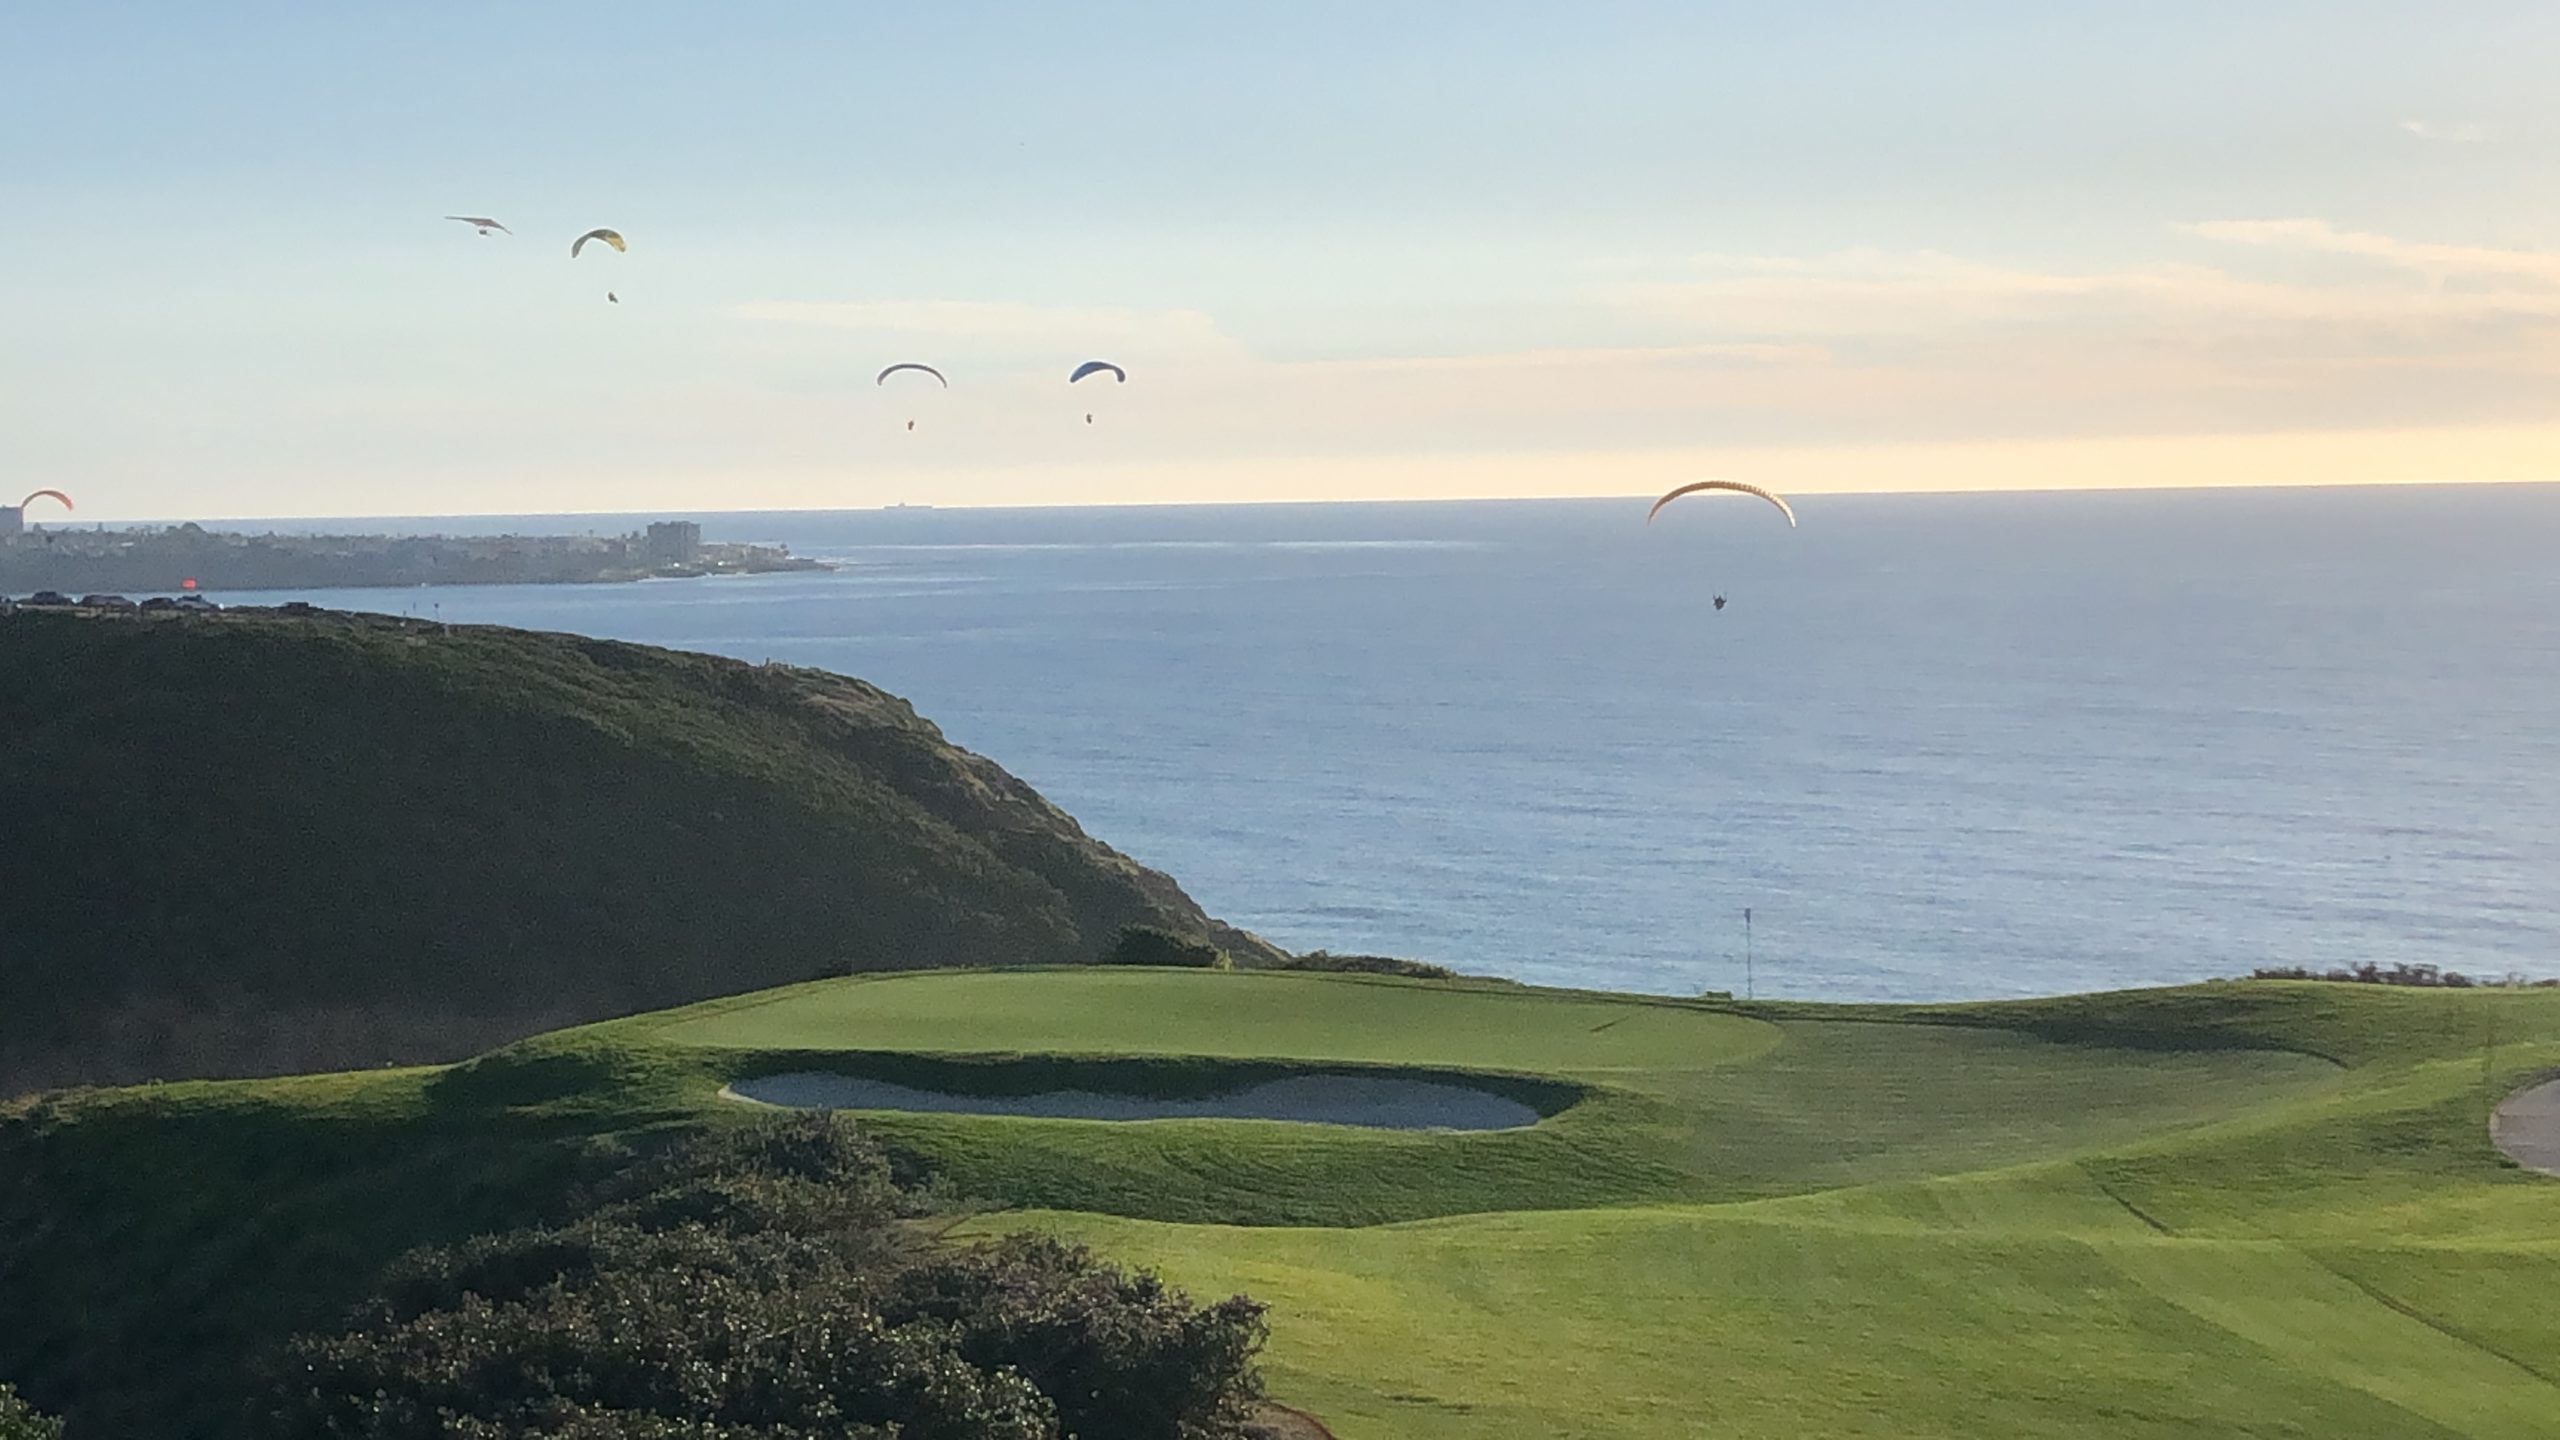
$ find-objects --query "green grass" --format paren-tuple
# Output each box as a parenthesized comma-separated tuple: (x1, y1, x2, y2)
(656, 967, 1783, 1073)
(639, 970, 2345, 1219)
(655, 971, 2560, 1439)
(1001, 981, 2560, 1439)
(1031, 1213, 2560, 1440)
(7, 970, 2560, 1438)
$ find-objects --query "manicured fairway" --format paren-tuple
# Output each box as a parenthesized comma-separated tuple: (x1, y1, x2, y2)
(648, 969, 2345, 1215)
(647, 970, 2560, 1440)
(1032, 1207, 2560, 1440)
(14, 972, 2558, 1440)
(653, 968, 1781, 1074)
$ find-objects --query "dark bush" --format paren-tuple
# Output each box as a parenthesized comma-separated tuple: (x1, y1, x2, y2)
(2251, 962, 2491, 988)
(1109, 926, 1230, 970)
(277, 1267, 1054, 1440)
(0, 1385, 61, 1440)
(1273, 951, 1460, 981)
(888, 1234, 1267, 1440)
(269, 1116, 1265, 1440)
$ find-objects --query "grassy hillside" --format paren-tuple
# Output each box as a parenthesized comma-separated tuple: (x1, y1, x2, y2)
(9, 971, 2557, 1437)
(0, 609, 1275, 1093)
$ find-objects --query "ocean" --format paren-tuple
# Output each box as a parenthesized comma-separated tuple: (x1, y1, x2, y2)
(206, 486, 2560, 1001)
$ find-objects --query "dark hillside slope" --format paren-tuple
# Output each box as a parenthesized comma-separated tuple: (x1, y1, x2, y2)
(0, 609, 1276, 1092)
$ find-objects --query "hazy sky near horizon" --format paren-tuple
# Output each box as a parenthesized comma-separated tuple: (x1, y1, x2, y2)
(8, 2, 2560, 518)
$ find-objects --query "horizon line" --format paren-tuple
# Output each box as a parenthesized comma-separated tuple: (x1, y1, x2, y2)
(42, 474, 2560, 528)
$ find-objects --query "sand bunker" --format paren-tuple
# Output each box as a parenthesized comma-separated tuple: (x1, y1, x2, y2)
(2492, 1078, 2560, 1177)
(723, 1071, 1540, 1131)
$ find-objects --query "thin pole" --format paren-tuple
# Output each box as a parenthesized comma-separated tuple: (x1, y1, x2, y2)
(2483, 1001, 2498, 1114)
(1744, 907, 1754, 1001)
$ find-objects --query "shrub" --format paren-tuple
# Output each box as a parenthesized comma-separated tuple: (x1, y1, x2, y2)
(1110, 926, 1230, 970)
(0, 1385, 61, 1440)
(2251, 963, 2490, 988)
(268, 1116, 1266, 1440)
(888, 1234, 1267, 1440)
(1274, 951, 1460, 981)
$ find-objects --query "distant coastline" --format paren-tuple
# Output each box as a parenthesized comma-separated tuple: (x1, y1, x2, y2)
(0, 520, 827, 593)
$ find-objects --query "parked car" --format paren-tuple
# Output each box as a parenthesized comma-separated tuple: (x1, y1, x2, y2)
(139, 596, 180, 612)
(279, 600, 321, 615)
(173, 593, 219, 612)
(78, 594, 138, 611)
(23, 591, 74, 607)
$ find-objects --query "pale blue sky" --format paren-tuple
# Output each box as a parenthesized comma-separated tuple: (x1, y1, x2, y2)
(7, 2, 2560, 516)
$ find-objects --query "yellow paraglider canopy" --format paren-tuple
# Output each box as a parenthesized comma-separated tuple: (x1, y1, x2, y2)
(1645, 480, 1797, 528)
(571, 228, 627, 258)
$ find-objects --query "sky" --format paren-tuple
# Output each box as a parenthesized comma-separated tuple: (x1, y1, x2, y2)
(7, 1, 2560, 519)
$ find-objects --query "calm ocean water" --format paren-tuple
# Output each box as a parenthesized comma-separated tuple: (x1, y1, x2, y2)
(208, 487, 2560, 1001)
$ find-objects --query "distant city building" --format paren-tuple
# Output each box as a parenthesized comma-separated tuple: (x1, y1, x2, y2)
(0, 507, 21, 540)
(643, 521, 702, 568)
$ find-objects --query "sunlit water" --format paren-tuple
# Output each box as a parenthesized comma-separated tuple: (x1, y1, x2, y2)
(201, 487, 2560, 1001)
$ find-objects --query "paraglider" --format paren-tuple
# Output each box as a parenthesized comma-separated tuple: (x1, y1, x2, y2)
(572, 229, 626, 304)
(1644, 479, 1797, 528)
(19, 490, 72, 514)
(877, 364, 950, 431)
(444, 215, 511, 236)
(1647, 481, 1794, 612)
(1070, 360, 1125, 423)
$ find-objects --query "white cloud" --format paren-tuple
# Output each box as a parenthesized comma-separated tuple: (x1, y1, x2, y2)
(1604, 249, 2282, 340)
(1539, 222, 2560, 453)
(2401, 118, 2493, 143)
(1617, 225, 2560, 344)
(701, 222, 2560, 479)
(728, 303, 1830, 376)
(727, 299, 1248, 366)
(2184, 218, 2560, 286)
(1307, 342, 1831, 374)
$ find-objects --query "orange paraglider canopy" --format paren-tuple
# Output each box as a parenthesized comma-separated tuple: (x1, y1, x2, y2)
(19, 490, 72, 513)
